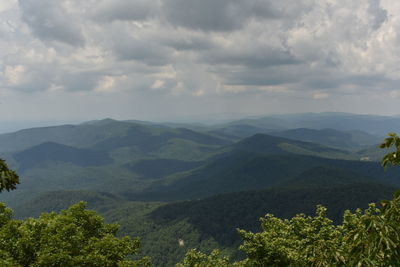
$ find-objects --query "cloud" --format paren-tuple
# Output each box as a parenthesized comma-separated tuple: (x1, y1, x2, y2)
(312, 92, 329, 100)
(91, 0, 160, 22)
(0, 0, 17, 13)
(162, 0, 249, 32)
(18, 0, 84, 46)
(0, 0, 399, 121)
(161, 0, 311, 32)
(111, 34, 173, 66)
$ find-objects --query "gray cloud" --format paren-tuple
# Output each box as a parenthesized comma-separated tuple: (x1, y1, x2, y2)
(162, 0, 284, 32)
(162, 0, 248, 32)
(91, 0, 160, 22)
(18, 0, 84, 46)
(221, 65, 304, 86)
(161, 33, 215, 51)
(56, 71, 101, 92)
(203, 48, 300, 68)
(1, 0, 399, 121)
(110, 33, 174, 66)
(161, 0, 313, 32)
(367, 0, 388, 30)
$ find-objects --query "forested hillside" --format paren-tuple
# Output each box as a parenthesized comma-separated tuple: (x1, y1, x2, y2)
(0, 115, 399, 266)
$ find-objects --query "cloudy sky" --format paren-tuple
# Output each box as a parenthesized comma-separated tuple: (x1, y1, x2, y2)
(0, 0, 399, 127)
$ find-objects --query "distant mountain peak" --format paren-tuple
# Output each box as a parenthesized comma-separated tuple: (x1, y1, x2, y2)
(80, 118, 117, 125)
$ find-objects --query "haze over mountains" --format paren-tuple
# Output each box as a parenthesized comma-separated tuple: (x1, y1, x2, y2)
(1, 112, 400, 266)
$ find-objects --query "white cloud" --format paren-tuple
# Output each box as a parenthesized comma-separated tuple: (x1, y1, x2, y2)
(0, 0, 17, 13)
(151, 80, 165, 89)
(4, 65, 25, 85)
(312, 92, 330, 100)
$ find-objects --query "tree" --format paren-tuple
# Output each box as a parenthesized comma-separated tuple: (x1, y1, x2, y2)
(380, 132, 400, 168)
(0, 159, 150, 266)
(0, 202, 150, 267)
(0, 159, 19, 192)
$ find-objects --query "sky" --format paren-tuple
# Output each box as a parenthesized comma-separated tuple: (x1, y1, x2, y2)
(0, 0, 400, 127)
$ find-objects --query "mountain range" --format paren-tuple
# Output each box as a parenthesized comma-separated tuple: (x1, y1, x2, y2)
(0, 112, 399, 266)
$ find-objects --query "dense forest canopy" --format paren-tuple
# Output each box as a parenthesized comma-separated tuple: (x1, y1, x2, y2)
(176, 132, 400, 266)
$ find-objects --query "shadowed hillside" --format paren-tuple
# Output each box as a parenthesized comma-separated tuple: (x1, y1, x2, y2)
(14, 142, 112, 171)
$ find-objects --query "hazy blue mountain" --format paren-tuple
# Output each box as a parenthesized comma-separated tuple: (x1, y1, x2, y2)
(0, 119, 135, 153)
(0, 113, 394, 154)
(356, 143, 396, 162)
(92, 126, 230, 153)
(0, 118, 231, 174)
(206, 124, 269, 139)
(0, 118, 229, 154)
(268, 128, 381, 150)
(220, 112, 400, 136)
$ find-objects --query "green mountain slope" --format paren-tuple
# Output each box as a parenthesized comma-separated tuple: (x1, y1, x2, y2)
(131, 151, 399, 201)
(14, 190, 125, 218)
(7, 152, 398, 267)
(281, 166, 377, 188)
(123, 159, 204, 179)
(146, 182, 396, 264)
(14, 142, 112, 172)
(107, 180, 395, 266)
(125, 134, 396, 201)
(1, 115, 399, 266)
(0, 120, 232, 205)
(234, 133, 354, 158)
(3, 130, 396, 209)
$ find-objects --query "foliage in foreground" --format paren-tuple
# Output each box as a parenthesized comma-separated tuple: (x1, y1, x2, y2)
(0, 159, 19, 192)
(178, 190, 400, 266)
(380, 132, 400, 168)
(0, 202, 150, 267)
